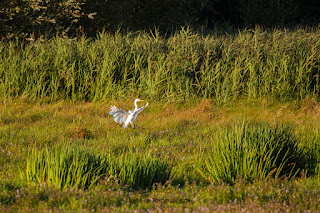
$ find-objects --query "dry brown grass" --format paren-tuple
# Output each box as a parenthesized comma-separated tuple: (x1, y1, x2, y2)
(2, 98, 320, 135)
(150, 98, 320, 129)
(65, 126, 93, 139)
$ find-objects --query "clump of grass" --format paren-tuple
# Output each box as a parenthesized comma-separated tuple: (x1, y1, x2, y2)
(107, 150, 173, 189)
(20, 142, 173, 190)
(198, 123, 306, 184)
(20, 143, 106, 190)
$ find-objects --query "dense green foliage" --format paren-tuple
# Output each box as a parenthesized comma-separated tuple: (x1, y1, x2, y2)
(1, 28, 320, 103)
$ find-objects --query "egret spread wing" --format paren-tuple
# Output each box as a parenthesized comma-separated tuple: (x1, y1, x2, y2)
(132, 102, 149, 122)
(109, 105, 129, 124)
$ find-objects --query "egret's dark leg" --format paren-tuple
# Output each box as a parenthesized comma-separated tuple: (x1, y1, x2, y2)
(131, 123, 135, 128)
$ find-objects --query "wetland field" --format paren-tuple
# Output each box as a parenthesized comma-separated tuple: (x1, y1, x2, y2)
(1, 27, 320, 212)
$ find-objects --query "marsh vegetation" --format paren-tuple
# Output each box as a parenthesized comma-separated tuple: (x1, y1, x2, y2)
(1, 28, 320, 211)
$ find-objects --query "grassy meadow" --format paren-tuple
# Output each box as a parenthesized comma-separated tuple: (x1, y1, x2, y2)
(1, 27, 320, 211)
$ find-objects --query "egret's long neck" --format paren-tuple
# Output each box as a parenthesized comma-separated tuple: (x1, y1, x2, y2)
(134, 100, 138, 110)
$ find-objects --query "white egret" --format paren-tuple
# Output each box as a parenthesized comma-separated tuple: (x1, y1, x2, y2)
(109, 98, 149, 128)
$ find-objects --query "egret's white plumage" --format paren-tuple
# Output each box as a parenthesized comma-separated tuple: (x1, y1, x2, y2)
(109, 98, 148, 128)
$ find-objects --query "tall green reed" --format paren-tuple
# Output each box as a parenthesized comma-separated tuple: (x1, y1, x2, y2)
(1, 27, 319, 102)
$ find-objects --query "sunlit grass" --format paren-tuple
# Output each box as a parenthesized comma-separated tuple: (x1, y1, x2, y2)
(1, 98, 320, 210)
(0, 27, 320, 103)
(1, 26, 320, 210)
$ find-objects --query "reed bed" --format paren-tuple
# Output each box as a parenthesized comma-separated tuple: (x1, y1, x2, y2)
(1, 27, 320, 103)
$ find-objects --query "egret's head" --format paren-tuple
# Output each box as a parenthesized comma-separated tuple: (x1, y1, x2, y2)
(135, 98, 143, 102)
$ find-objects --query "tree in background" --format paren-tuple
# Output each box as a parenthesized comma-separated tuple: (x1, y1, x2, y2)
(0, 0, 85, 39)
(0, 0, 319, 39)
